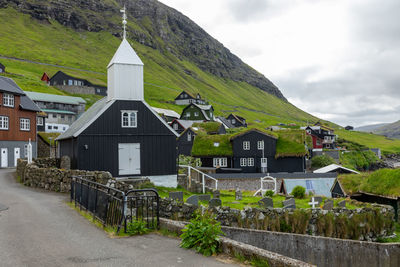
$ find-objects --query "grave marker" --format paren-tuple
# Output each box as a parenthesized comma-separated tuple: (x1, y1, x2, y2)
(209, 198, 222, 208)
(169, 191, 183, 202)
(323, 199, 334, 210)
(235, 188, 242, 201)
(186, 195, 198, 206)
(258, 197, 273, 209)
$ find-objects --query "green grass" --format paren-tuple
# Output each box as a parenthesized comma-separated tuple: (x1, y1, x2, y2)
(340, 150, 380, 171)
(275, 130, 311, 158)
(339, 169, 400, 198)
(192, 122, 222, 134)
(378, 223, 400, 243)
(37, 132, 61, 145)
(191, 135, 233, 157)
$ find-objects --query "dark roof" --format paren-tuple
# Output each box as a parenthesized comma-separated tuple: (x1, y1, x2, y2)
(175, 90, 196, 100)
(0, 62, 4, 68)
(0, 76, 25, 95)
(0, 77, 40, 112)
(229, 114, 246, 124)
(210, 172, 337, 179)
(217, 117, 234, 128)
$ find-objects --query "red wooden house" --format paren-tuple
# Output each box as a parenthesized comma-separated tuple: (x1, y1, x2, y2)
(41, 72, 50, 84)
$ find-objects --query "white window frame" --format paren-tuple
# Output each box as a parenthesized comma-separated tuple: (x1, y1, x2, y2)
(194, 111, 199, 117)
(243, 141, 250, 150)
(173, 123, 178, 130)
(240, 158, 247, 167)
(213, 158, 227, 167)
(257, 140, 264, 150)
(187, 132, 192, 142)
(68, 79, 73, 85)
(0, 116, 9, 130)
(3, 93, 14, 107)
(121, 110, 138, 128)
(20, 118, 30, 131)
(248, 158, 254, 166)
(185, 112, 191, 118)
(37, 117, 44, 126)
(231, 119, 236, 124)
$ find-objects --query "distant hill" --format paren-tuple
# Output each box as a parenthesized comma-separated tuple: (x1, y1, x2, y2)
(374, 120, 400, 139)
(355, 123, 390, 133)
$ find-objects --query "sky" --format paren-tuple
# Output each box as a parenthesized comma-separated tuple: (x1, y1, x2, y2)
(158, 0, 400, 127)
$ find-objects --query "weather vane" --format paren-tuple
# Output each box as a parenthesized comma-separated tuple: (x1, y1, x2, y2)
(120, 5, 127, 39)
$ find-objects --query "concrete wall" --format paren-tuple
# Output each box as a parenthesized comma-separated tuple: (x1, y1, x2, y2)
(222, 226, 400, 267)
(0, 141, 37, 168)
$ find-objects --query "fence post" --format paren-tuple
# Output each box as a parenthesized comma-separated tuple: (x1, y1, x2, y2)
(188, 166, 191, 190)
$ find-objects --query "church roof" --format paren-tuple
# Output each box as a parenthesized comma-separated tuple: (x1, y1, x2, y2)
(107, 38, 143, 68)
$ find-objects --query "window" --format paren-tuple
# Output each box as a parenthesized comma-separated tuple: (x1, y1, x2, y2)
(61, 115, 65, 119)
(37, 117, 44, 126)
(257, 141, 264, 150)
(305, 180, 314, 190)
(316, 139, 321, 145)
(243, 141, 250, 150)
(52, 114, 57, 118)
(0, 116, 9, 130)
(240, 158, 247, 167)
(194, 111, 199, 117)
(185, 112, 191, 118)
(54, 126, 58, 130)
(248, 158, 254, 166)
(121, 110, 137, 128)
(187, 132, 192, 142)
(68, 79, 73, 85)
(213, 158, 227, 167)
(63, 80, 66, 85)
(3, 93, 14, 107)
(48, 125, 52, 130)
(20, 118, 30, 131)
(231, 119, 236, 124)
(173, 123, 178, 130)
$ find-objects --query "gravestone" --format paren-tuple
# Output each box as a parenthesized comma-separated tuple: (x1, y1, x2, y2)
(313, 196, 323, 204)
(198, 194, 211, 202)
(209, 198, 222, 208)
(308, 197, 319, 208)
(285, 195, 294, 200)
(235, 188, 242, 201)
(338, 200, 346, 208)
(258, 197, 273, 209)
(60, 155, 71, 170)
(186, 195, 198, 206)
(169, 191, 183, 202)
(323, 199, 334, 210)
(213, 190, 220, 199)
(283, 198, 296, 209)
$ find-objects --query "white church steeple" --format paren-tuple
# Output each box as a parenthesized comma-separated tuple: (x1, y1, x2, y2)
(107, 6, 144, 102)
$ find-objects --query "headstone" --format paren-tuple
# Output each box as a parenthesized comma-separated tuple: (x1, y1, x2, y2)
(258, 197, 273, 209)
(213, 190, 220, 199)
(308, 197, 319, 208)
(338, 200, 346, 208)
(323, 199, 334, 210)
(198, 194, 211, 202)
(60, 155, 71, 170)
(283, 203, 296, 209)
(235, 188, 242, 201)
(285, 195, 294, 200)
(169, 191, 183, 202)
(209, 198, 222, 208)
(283, 198, 295, 207)
(186, 195, 198, 206)
(313, 196, 323, 205)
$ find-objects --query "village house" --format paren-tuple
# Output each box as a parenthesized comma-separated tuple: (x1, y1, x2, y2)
(170, 119, 202, 134)
(0, 62, 5, 73)
(0, 76, 40, 167)
(215, 116, 234, 129)
(151, 107, 179, 122)
(227, 114, 247, 128)
(25, 91, 86, 133)
(36, 111, 47, 132)
(180, 103, 214, 121)
(302, 124, 336, 149)
(57, 36, 179, 186)
(191, 129, 307, 173)
(41, 72, 50, 84)
(49, 71, 107, 96)
(345, 125, 354, 131)
(174, 90, 206, 105)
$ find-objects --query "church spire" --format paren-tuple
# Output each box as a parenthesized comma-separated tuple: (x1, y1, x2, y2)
(120, 5, 127, 39)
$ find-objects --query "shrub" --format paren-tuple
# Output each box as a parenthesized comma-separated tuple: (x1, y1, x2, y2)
(311, 154, 336, 168)
(126, 220, 149, 235)
(180, 211, 224, 256)
(264, 190, 274, 197)
(291, 186, 306, 199)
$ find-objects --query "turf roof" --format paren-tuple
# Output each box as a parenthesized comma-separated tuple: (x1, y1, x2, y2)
(192, 121, 222, 135)
(191, 134, 233, 157)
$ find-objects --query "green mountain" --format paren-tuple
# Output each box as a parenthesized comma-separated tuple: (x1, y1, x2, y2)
(0, 0, 323, 127)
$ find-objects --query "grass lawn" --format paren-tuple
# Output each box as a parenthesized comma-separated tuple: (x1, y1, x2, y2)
(152, 185, 361, 210)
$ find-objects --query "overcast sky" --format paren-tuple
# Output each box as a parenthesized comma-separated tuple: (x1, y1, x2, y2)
(159, 0, 400, 127)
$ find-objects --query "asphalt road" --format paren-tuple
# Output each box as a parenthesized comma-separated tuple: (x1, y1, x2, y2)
(0, 169, 237, 267)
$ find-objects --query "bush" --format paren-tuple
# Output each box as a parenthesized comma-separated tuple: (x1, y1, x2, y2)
(291, 186, 306, 199)
(126, 220, 149, 235)
(264, 190, 274, 197)
(180, 211, 223, 256)
(311, 154, 336, 168)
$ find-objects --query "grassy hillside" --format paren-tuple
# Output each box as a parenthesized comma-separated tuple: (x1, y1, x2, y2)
(0, 7, 320, 127)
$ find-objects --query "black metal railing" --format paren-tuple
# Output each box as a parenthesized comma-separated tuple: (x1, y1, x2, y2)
(71, 176, 159, 233)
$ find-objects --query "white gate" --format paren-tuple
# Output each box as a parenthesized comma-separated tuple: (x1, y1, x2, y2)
(14, 148, 20, 167)
(118, 143, 141, 175)
(1, 148, 8, 168)
(254, 175, 277, 196)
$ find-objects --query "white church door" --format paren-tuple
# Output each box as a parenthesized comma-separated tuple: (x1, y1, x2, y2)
(1, 148, 8, 168)
(14, 148, 20, 167)
(118, 143, 141, 175)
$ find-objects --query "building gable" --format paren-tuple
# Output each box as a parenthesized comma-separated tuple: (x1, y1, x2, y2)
(175, 91, 195, 101)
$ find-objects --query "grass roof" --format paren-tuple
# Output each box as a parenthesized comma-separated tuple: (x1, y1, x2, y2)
(192, 121, 222, 135)
(338, 169, 400, 198)
(275, 130, 311, 158)
(229, 127, 278, 140)
(191, 134, 233, 157)
(38, 132, 61, 145)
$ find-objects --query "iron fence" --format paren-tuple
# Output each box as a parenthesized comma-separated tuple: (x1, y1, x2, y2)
(71, 176, 159, 233)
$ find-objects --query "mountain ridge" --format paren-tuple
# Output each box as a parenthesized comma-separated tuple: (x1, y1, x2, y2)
(0, 0, 286, 100)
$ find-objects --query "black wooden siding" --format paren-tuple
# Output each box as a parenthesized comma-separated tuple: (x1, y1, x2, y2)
(331, 181, 345, 198)
(60, 100, 177, 177)
(200, 157, 233, 168)
(177, 129, 195, 156)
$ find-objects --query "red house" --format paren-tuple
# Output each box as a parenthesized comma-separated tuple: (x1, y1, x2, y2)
(303, 125, 336, 149)
(41, 72, 50, 84)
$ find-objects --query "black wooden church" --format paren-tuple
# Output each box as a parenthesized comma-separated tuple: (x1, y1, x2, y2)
(57, 36, 179, 186)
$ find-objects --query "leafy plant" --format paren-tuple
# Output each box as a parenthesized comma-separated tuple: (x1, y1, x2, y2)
(126, 220, 149, 235)
(291, 186, 306, 199)
(264, 190, 274, 197)
(180, 211, 224, 256)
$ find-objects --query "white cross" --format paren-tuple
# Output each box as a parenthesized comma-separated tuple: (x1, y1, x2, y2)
(308, 197, 318, 208)
(120, 5, 127, 39)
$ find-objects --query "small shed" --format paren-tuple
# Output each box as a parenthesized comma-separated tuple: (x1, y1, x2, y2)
(280, 178, 336, 197)
(314, 164, 359, 174)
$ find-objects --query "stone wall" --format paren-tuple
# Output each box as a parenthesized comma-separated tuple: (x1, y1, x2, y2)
(159, 198, 395, 241)
(222, 226, 400, 267)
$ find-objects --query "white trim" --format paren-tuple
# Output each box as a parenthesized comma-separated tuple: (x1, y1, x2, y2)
(121, 110, 138, 128)
(20, 118, 30, 131)
(0, 116, 9, 130)
(248, 158, 254, 166)
(240, 158, 247, 167)
(143, 101, 179, 137)
(243, 141, 250, 150)
(3, 93, 14, 107)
